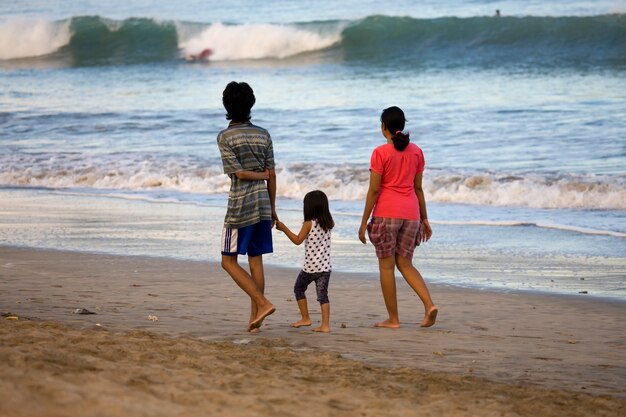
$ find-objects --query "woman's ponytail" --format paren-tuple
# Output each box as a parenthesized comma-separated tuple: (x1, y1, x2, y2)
(381, 106, 410, 151)
(391, 130, 410, 151)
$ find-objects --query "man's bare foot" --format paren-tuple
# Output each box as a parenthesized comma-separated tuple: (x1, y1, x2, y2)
(291, 319, 312, 328)
(312, 326, 330, 333)
(374, 319, 400, 328)
(421, 306, 438, 327)
(248, 303, 276, 331)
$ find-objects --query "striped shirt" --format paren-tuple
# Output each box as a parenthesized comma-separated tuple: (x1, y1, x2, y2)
(217, 122, 275, 229)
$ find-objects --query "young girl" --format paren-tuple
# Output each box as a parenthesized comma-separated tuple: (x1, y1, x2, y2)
(275, 190, 334, 333)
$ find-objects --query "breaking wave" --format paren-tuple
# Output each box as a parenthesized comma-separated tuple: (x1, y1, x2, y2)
(1, 153, 624, 211)
(1, 14, 624, 67)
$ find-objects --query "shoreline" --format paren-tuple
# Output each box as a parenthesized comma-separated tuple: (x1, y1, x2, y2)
(2, 188, 624, 299)
(2, 246, 625, 402)
(3, 244, 624, 303)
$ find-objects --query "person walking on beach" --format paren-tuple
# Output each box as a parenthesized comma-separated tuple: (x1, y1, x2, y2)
(276, 190, 334, 333)
(217, 81, 277, 332)
(358, 106, 438, 328)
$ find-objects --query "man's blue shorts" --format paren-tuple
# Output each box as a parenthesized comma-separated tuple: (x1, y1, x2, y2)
(221, 220, 273, 257)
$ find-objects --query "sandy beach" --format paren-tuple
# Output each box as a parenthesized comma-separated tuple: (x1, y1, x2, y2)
(1, 247, 625, 416)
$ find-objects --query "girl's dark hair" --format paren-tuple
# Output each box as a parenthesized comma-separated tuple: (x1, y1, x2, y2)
(222, 81, 256, 122)
(303, 190, 334, 232)
(381, 106, 410, 151)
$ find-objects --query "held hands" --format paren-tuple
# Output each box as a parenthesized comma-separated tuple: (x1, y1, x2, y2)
(262, 169, 270, 180)
(275, 220, 286, 232)
(271, 209, 279, 228)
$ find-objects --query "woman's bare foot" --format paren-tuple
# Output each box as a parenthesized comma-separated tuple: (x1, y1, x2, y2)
(248, 303, 276, 331)
(312, 325, 330, 333)
(374, 319, 400, 328)
(421, 306, 438, 327)
(291, 319, 312, 328)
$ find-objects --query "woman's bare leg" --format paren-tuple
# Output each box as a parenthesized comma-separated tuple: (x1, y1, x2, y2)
(395, 254, 437, 327)
(375, 255, 401, 328)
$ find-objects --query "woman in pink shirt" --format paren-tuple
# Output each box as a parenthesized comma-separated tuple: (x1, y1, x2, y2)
(358, 106, 438, 328)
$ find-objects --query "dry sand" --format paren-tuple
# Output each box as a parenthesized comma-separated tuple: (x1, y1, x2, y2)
(1, 247, 625, 416)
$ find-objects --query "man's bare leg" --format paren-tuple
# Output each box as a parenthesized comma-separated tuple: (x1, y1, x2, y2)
(396, 254, 437, 327)
(221, 255, 275, 330)
(248, 255, 265, 331)
(375, 256, 401, 328)
(291, 298, 312, 327)
(312, 302, 330, 333)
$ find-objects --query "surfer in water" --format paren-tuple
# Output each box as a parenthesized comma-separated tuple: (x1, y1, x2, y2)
(186, 48, 212, 62)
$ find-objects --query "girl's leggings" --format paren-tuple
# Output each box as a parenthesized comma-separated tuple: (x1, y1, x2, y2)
(294, 270, 331, 304)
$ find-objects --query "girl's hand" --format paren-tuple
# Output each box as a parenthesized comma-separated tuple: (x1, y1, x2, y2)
(358, 222, 368, 244)
(262, 169, 270, 180)
(420, 219, 432, 242)
(275, 221, 285, 232)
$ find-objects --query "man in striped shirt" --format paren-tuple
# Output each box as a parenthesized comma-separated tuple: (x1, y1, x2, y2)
(217, 81, 277, 332)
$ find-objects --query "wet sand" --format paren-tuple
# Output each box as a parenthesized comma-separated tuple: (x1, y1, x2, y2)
(1, 247, 625, 416)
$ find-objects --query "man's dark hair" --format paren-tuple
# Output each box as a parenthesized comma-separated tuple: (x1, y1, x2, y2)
(222, 81, 256, 122)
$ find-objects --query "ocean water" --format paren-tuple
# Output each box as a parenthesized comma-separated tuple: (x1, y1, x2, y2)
(1, 1, 625, 298)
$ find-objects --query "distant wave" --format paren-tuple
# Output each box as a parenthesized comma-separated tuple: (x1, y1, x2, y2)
(1, 14, 624, 67)
(434, 220, 626, 238)
(177, 22, 341, 61)
(1, 153, 624, 211)
(0, 16, 340, 65)
(340, 14, 626, 68)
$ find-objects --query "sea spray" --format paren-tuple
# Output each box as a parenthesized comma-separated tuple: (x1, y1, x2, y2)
(179, 22, 341, 60)
(0, 18, 71, 60)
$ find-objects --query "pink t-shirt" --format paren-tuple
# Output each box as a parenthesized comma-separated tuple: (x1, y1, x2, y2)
(369, 142, 425, 220)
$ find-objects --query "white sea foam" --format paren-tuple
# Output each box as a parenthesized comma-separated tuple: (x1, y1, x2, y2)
(178, 22, 341, 60)
(0, 18, 70, 60)
(0, 17, 340, 62)
(426, 172, 626, 211)
(1, 154, 624, 212)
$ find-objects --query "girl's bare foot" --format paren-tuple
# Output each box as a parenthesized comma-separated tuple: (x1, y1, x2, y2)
(312, 325, 330, 333)
(291, 319, 312, 328)
(247, 327, 260, 334)
(375, 319, 400, 328)
(421, 306, 438, 327)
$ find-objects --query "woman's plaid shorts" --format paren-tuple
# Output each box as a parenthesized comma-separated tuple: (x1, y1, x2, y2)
(366, 217, 422, 259)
